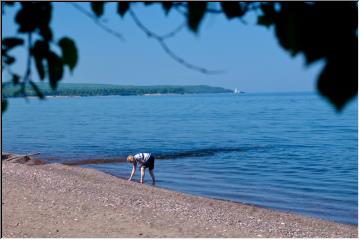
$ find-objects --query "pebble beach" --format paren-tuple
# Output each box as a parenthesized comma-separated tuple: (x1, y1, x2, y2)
(2, 161, 358, 238)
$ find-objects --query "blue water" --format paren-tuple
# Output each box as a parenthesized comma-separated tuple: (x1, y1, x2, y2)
(2, 93, 358, 225)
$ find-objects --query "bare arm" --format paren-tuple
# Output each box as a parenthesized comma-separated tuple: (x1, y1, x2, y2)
(128, 162, 137, 181)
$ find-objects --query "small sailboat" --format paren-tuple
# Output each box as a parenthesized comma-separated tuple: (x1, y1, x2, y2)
(234, 88, 240, 94)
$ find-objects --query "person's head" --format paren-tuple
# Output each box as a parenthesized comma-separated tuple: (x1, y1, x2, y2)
(127, 155, 135, 163)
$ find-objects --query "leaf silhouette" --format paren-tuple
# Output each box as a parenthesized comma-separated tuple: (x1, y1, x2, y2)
(91, 2, 105, 17)
(188, 2, 207, 33)
(221, 2, 245, 19)
(2, 37, 24, 51)
(58, 37, 78, 73)
(117, 2, 129, 17)
(47, 51, 64, 89)
(32, 40, 49, 80)
(161, 2, 173, 15)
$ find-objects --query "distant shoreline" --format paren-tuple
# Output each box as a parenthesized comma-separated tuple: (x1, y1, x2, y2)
(21, 92, 228, 99)
(2, 83, 233, 98)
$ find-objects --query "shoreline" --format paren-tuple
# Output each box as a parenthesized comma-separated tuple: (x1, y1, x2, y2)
(5, 92, 231, 99)
(2, 161, 357, 237)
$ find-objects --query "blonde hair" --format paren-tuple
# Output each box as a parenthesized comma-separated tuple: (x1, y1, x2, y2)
(127, 155, 135, 163)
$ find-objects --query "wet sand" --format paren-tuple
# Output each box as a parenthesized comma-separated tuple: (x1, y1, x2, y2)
(2, 161, 358, 237)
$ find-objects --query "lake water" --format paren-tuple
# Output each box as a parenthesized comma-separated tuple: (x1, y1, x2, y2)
(2, 93, 358, 225)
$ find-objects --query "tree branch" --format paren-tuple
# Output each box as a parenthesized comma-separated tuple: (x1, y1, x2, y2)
(160, 22, 186, 40)
(71, 2, 125, 42)
(129, 9, 224, 75)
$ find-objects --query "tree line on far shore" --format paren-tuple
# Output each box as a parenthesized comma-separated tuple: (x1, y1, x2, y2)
(2, 83, 232, 98)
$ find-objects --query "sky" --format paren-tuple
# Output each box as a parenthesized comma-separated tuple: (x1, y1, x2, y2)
(2, 2, 324, 92)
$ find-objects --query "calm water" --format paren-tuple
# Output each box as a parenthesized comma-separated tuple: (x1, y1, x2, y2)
(3, 93, 358, 224)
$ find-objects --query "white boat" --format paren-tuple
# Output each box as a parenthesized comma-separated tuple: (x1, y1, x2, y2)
(234, 88, 240, 94)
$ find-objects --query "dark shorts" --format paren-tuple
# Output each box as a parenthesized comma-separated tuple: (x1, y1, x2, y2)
(142, 155, 155, 170)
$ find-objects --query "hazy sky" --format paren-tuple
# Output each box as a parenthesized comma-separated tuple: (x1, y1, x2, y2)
(2, 2, 324, 92)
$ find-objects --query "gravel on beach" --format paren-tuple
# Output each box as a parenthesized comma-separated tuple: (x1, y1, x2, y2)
(2, 162, 358, 238)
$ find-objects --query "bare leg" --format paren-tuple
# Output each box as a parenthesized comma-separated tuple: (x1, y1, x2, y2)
(149, 169, 155, 184)
(140, 167, 145, 183)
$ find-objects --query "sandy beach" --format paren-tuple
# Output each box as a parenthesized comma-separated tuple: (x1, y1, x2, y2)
(2, 161, 357, 238)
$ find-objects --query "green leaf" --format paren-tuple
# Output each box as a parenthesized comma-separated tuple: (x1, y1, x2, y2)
(187, 2, 207, 33)
(2, 98, 8, 114)
(2, 37, 24, 51)
(58, 37, 78, 73)
(29, 81, 45, 99)
(221, 2, 245, 19)
(117, 2, 129, 17)
(161, 2, 173, 15)
(47, 51, 64, 90)
(91, 2, 105, 17)
(32, 40, 49, 80)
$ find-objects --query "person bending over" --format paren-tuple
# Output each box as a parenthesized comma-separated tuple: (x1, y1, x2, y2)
(127, 153, 155, 184)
